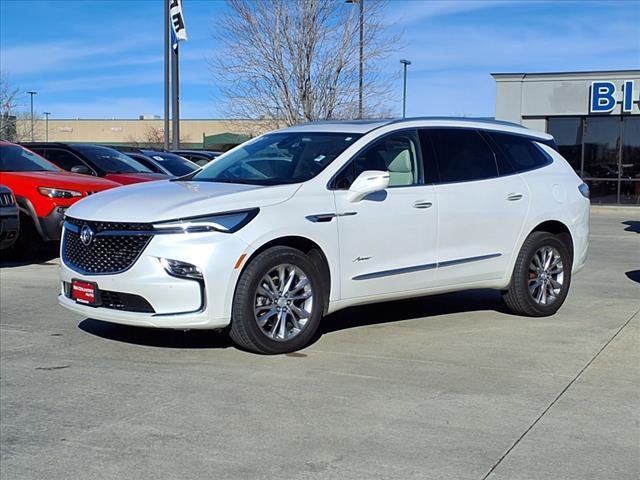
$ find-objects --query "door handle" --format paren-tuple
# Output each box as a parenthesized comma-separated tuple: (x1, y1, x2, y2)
(413, 201, 433, 209)
(506, 193, 523, 201)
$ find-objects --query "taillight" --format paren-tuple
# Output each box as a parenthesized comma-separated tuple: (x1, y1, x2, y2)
(578, 183, 590, 199)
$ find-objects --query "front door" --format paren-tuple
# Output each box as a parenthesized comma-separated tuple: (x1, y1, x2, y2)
(332, 130, 438, 300)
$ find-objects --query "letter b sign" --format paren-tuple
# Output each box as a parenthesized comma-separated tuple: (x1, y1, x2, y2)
(590, 80, 636, 113)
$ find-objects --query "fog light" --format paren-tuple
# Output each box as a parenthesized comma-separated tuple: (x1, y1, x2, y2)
(159, 258, 203, 279)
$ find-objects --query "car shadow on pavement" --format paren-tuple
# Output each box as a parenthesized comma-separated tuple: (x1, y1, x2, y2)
(625, 270, 640, 284)
(319, 288, 508, 335)
(78, 319, 233, 349)
(622, 220, 640, 234)
(78, 289, 508, 350)
(0, 244, 59, 268)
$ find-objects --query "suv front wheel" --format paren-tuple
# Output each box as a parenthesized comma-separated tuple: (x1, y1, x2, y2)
(503, 231, 572, 317)
(230, 246, 325, 354)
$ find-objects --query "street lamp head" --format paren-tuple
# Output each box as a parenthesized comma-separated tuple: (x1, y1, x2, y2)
(27, 91, 38, 95)
(400, 59, 411, 66)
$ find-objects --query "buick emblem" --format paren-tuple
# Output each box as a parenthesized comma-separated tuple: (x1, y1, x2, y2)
(80, 225, 94, 246)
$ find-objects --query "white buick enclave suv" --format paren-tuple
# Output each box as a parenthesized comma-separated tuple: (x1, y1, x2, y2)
(59, 118, 589, 354)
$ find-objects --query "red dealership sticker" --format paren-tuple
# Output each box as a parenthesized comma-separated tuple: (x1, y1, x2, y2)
(71, 280, 98, 305)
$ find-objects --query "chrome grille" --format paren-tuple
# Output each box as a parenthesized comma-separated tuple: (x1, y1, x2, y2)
(0, 192, 15, 206)
(62, 217, 153, 274)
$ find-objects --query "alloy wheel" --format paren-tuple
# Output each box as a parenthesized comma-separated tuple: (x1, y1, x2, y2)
(253, 264, 314, 341)
(528, 246, 564, 305)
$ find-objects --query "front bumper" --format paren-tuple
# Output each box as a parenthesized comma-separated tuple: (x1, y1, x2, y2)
(58, 228, 251, 329)
(38, 206, 68, 241)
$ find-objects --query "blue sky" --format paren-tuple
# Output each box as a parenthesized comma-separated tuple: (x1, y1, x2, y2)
(1, 0, 638, 119)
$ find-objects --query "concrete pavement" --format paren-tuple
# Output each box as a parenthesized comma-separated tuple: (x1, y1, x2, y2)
(1, 209, 638, 479)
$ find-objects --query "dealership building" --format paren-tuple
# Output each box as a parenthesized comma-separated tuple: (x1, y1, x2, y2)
(493, 70, 640, 205)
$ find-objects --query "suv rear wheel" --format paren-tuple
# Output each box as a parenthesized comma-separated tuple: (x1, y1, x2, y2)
(503, 231, 572, 317)
(230, 246, 325, 354)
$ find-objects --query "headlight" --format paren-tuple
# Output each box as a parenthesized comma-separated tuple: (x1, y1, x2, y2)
(38, 187, 83, 199)
(152, 208, 259, 234)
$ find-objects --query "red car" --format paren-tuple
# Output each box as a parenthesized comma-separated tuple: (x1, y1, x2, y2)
(0, 141, 120, 254)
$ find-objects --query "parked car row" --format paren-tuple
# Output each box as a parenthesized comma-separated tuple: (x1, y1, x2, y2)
(0, 141, 226, 256)
(108, 146, 201, 177)
(22, 143, 167, 184)
(0, 142, 186, 256)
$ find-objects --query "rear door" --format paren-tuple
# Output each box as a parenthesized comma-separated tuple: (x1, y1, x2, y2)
(419, 128, 529, 286)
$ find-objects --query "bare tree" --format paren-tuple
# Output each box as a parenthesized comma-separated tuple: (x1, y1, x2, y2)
(13, 112, 44, 142)
(212, 0, 399, 126)
(0, 72, 21, 141)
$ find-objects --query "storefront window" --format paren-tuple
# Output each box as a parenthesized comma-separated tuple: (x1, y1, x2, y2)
(582, 117, 621, 179)
(546, 114, 638, 205)
(586, 180, 619, 204)
(622, 117, 640, 180)
(620, 181, 639, 205)
(547, 117, 582, 173)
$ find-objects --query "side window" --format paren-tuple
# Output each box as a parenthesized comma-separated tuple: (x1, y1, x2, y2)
(424, 129, 498, 183)
(334, 131, 421, 189)
(44, 148, 88, 172)
(487, 131, 552, 174)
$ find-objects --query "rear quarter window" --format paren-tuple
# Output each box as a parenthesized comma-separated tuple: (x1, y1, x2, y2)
(486, 132, 552, 175)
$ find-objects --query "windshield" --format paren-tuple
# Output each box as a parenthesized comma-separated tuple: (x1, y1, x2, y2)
(193, 132, 361, 185)
(0, 144, 59, 172)
(73, 145, 153, 173)
(142, 151, 198, 176)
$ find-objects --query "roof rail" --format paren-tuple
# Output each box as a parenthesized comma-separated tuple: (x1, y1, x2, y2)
(386, 116, 526, 129)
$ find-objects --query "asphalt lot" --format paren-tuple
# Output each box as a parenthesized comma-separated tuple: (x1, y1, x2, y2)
(1, 209, 638, 480)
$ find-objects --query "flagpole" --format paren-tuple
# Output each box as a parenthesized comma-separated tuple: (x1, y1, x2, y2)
(163, 0, 170, 150)
(171, 42, 180, 150)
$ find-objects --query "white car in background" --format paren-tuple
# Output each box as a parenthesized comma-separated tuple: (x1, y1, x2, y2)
(58, 118, 590, 354)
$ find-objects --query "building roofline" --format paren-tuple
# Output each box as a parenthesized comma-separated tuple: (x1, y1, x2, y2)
(37, 118, 266, 122)
(491, 69, 640, 79)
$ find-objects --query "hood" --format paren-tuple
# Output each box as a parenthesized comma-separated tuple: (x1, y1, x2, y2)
(66, 180, 302, 222)
(1, 171, 119, 192)
(104, 172, 168, 185)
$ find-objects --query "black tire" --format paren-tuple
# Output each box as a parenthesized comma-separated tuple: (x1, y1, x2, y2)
(12, 214, 42, 260)
(229, 246, 326, 354)
(503, 231, 572, 317)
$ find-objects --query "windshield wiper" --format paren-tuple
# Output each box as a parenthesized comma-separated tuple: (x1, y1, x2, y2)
(206, 178, 261, 185)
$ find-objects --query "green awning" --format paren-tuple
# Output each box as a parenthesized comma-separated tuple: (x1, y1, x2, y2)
(203, 132, 250, 149)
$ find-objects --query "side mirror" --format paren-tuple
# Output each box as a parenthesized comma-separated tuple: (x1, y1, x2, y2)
(347, 170, 389, 202)
(70, 165, 91, 175)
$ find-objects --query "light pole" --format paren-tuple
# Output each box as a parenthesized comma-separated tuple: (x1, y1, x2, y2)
(27, 91, 37, 141)
(43, 112, 51, 142)
(163, 0, 170, 150)
(346, 0, 364, 119)
(400, 59, 411, 118)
